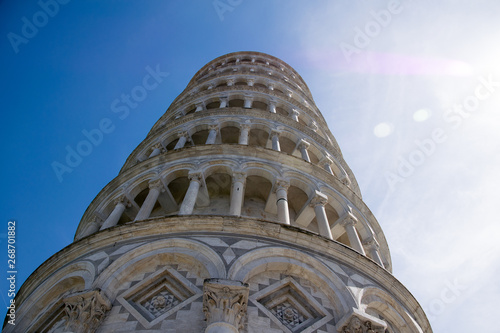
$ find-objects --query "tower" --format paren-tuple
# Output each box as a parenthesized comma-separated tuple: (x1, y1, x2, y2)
(6, 52, 431, 332)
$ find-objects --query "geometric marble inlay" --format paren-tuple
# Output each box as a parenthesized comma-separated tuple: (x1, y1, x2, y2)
(117, 266, 202, 328)
(251, 277, 333, 333)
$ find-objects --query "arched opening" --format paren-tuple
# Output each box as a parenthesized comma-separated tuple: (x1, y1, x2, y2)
(276, 106, 288, 117)
(220, 126, 240, 144)
(248, 128, 269, 148)
(166, 138, 179, 150)
(254, 83, 267, 90)
(287, 186, 309, 223)
(279, 136, 296, 155)
(242, 175, 272, 219)
(191, 129, 210, 145)
(168, 176, 190, 206)
(252, 101, 267, 111)
(229, 99, 244, 108)
(206, 101, 219, 109)
(309, 150, 320, 164)
(203, 173, 231, 214)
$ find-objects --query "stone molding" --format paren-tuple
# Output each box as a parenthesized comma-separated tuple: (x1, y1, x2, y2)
(337, 309, 387, 333)
(62, 289, 111, 333)
(203, 278, 249, 332)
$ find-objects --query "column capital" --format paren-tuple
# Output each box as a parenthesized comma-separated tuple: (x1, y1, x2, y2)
(291, 108, 300, 116)
(363, 237, 380, 251)
(188, 172, 204, 184)
(298, 139, 310, 149)
(274, 178, 290, 192)
(310, 191, 328, 207)
(203, 279, 249, 332)
(226, 78, 235, 86)
(149, 179, 164, 191)
(246, 78, 254, 86)
(240, 123, 251, 131)
(232, 171, 247, 184)
(114, 195, 130, 207)
(243, 93, 254, 99)
(208, 123, 219, 131)
(270, 129, 281, 137)
(338, 311, 387, 333)
(62, 289, 111, 333)
(339, 212, 358, 227)
(310, 121, 318, 132)
(177, 130, 189, 138)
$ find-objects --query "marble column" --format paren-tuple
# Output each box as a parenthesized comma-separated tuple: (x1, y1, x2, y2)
(290, 109, 300, 122)
(135, 180, 163, 221)
(83, 217, 102, 237)
(219, 97, 228, 108)
(275, 179, 290, 225)
(243, 95, 253, 109)
(179, 172, 203, 215)
(271, 130, 281, 152)
(149, 143, 163, 158)
(174, 131, 189, 150)
(298, 140, 311, 162)
(229, 172, 246, 216)
(100, 196, 129, 230)
(246, 78, 254, 87)
(206, 124, 219, 145)
(203, 279, 249, 333)
(238, 124, 251, 145)
(268, 100, 277, 114)
(321, 156, 334, 175)
(339, 212, 366, 255)
(364, 237, 384, 267)
(310, 191, 333, 240)
(195, 101, 205, 112)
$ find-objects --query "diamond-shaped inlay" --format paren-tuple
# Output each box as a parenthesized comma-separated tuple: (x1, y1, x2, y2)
(117, 266, 202, 329)
(272, 301, 306, 330)
(250, 277, 334, 333)
(142, 290, 180, 318)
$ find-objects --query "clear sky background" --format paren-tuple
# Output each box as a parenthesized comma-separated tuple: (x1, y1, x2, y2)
(1, 1, 499, 331)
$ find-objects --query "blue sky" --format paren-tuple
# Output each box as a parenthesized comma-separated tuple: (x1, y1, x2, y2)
(2, 1, 500, 331)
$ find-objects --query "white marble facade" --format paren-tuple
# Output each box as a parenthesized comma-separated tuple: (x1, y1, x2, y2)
(5, 52, 432, 333)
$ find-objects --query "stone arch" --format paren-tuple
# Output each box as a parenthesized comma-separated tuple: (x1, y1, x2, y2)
(218, 119, 241, 144)
(240, 164, 278, 220)
(96, 238, 226, 300)
(16, 261, 95, 332)
(160, 165, 195, 208)
(247, 122, 272, 148)
(227, 247, 356, 319)
(360, 287, 423, 333)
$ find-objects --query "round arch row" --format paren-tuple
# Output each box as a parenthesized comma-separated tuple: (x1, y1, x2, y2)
(195, 54, 309, 95)
(137, 117, 349, 185)
(79, 159, 383, 267)
(169, 88, 322, 138)
(186, 72, 315, 115)
(14, 241, 422, 333)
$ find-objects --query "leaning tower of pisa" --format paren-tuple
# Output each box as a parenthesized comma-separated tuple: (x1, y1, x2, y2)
(6, 51, 431, 333)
